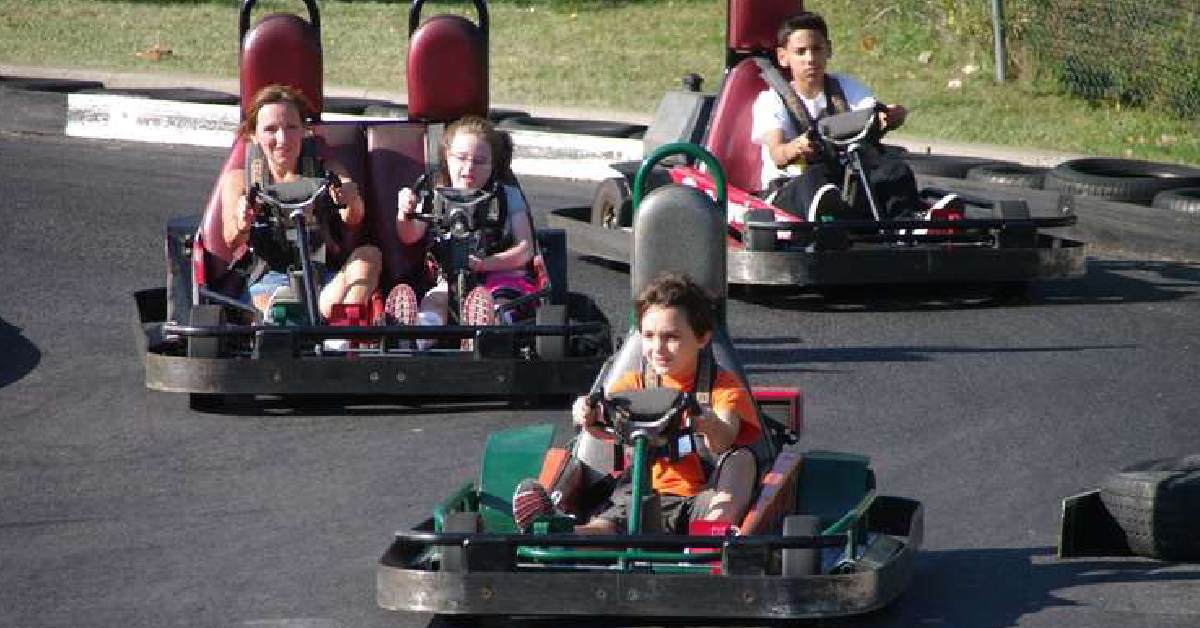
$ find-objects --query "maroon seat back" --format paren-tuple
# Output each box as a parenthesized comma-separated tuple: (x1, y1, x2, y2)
(366, 123, 432, 290)
(702, 0, 804, 192)
(727, 0, 803, 53)
(240, 12, 323, 119)
(407, 14, 488, 121)
(703, 58, 771, 193)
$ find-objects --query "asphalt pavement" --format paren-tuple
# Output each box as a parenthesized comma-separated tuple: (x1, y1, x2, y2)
(1, 130, 1199, 628)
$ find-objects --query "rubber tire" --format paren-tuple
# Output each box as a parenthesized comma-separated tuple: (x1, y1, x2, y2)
(781, 514, 821, 576)
(1099, 454, 1200, 561)
(496, 115, 645, 138)
(1045, 158, 1200, 205)
(966, 163, 1047, 189)
(590, 177, 632, 229)
(901, 153, 1007, 179)
(610, 162, 673, 198)
(1152, 187, 1200, 215)
(440, 511, 482, 573)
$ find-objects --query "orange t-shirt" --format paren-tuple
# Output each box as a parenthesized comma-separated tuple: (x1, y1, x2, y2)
(609, 369, 761, 497)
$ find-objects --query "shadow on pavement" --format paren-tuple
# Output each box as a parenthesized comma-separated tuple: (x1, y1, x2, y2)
(456, 547, 1200, 628)
(0, 317, 41, 389)
(839, 546, 1200, 628)
(185, 393, 572, 417)
(732, 336, 1134, 375)
(731, 259, 1200, 313)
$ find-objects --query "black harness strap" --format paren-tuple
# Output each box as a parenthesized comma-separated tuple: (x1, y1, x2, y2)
(642, 345, 715, 463)
(753, 58, 850, 136)
(240, 136, 332, 278)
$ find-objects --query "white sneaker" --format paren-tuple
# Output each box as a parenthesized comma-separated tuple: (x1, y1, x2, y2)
(807, 183, 844, 223)
(930, 193, 961, 211)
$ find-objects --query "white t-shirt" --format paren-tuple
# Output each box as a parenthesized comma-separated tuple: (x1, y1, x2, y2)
(750, 73, 876, 189)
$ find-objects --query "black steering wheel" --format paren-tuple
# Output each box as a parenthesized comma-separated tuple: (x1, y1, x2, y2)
(583, 388, 700, 449)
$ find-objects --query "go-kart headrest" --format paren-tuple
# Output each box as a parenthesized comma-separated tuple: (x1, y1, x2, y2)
(728, 0, 805, 53)
(631, 184, 727, 307)
(407, 14, 488, 121)
(703, 57, 769, 192)
(240, 13, 323, 119)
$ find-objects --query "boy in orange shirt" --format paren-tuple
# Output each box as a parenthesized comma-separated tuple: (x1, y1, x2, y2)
(513, 273, 761, 534)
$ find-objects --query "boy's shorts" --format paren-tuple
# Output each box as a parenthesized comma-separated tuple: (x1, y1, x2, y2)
(593, 483, 716, 534)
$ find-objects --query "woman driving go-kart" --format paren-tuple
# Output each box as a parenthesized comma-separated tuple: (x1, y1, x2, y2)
(220, 83, 382, 322)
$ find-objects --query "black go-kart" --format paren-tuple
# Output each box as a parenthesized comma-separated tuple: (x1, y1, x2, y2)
(548, 0, 1086, 289)
(132, 0, 612, 409)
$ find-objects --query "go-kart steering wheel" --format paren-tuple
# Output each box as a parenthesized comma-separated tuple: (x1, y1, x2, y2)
(582, 388, 700, 448)
(248, 171, 344, 224)
(816, 103, 888, 149)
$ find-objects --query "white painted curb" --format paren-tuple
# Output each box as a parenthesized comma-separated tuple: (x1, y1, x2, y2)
(65, 93, 641, 181)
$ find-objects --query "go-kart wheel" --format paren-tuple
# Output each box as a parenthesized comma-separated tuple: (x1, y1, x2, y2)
(1099, 454, 1200, 560)
(187, 304, 225, 358)
(743, 209, 777, 251)
(535, 304, 567, 360)
(781, 514, 821, 576)
(440, 511, 482, 573)
(590, 177, 632, 229)
(426, 614, 482, 628)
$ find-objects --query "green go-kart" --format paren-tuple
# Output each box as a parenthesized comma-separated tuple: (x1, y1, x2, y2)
(376, 144, 923, 623)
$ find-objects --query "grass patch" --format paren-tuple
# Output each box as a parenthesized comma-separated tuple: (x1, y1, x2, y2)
(1, 0, 1196, 164)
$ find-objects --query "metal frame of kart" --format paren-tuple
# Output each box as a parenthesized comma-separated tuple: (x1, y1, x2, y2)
(547, 0, 1086, 287)
(131, 0, 612, 402)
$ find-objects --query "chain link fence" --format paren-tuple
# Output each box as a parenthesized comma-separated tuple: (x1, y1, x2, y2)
(1013, 0, 1199, 120)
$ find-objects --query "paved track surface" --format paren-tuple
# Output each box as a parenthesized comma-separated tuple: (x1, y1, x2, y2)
(2, 132, 1199, 628)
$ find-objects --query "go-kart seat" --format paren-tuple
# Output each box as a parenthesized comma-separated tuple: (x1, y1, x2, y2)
(240, 12, 323, 120)
(572, 181, 776, 522)
(407, 14, 487, 122)
(366, 123, 435, 291)
(704, 0, 804, 193)
(702, 57, 774, 194)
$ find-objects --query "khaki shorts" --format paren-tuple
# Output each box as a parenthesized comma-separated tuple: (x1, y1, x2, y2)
(594, 482, 716, 534)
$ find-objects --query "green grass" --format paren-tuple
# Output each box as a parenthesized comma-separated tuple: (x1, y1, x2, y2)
(1, 0, 1197, 164)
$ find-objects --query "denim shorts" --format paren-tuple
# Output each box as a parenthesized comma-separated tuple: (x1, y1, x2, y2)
(243, 269, 335, 305)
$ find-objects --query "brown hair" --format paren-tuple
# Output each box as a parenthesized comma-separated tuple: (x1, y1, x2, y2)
(777, 11, 831, 47)
(633, 272, 715, 337)
(438, 115, 514, 186)
(238, 84, 316, 138)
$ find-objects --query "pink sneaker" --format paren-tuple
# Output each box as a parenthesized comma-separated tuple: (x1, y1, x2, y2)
(512, 479, 556, 532)
(384, 283, 419, 326)
(460, 286, 495, 350)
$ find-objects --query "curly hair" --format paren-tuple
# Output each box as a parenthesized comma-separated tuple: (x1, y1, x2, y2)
(633, 272, 715, 337)
(238, 84, 316, 138)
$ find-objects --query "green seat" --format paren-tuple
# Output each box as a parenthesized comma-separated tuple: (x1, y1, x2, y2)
(477, 423, 557, 532)
(796, 450, 873, 531)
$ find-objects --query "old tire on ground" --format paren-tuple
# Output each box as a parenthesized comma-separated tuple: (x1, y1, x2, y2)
(1045, 158, 1200, 205)
(901, 153, 1007, 179)
(590, 177, 632, 229)
(966, 163, 1047, 189)
(496, 115, 645, 138)
(781, 514, 821, 576)
(1151, 187, 1200, 215)
(1099, 454, 1200, 561)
